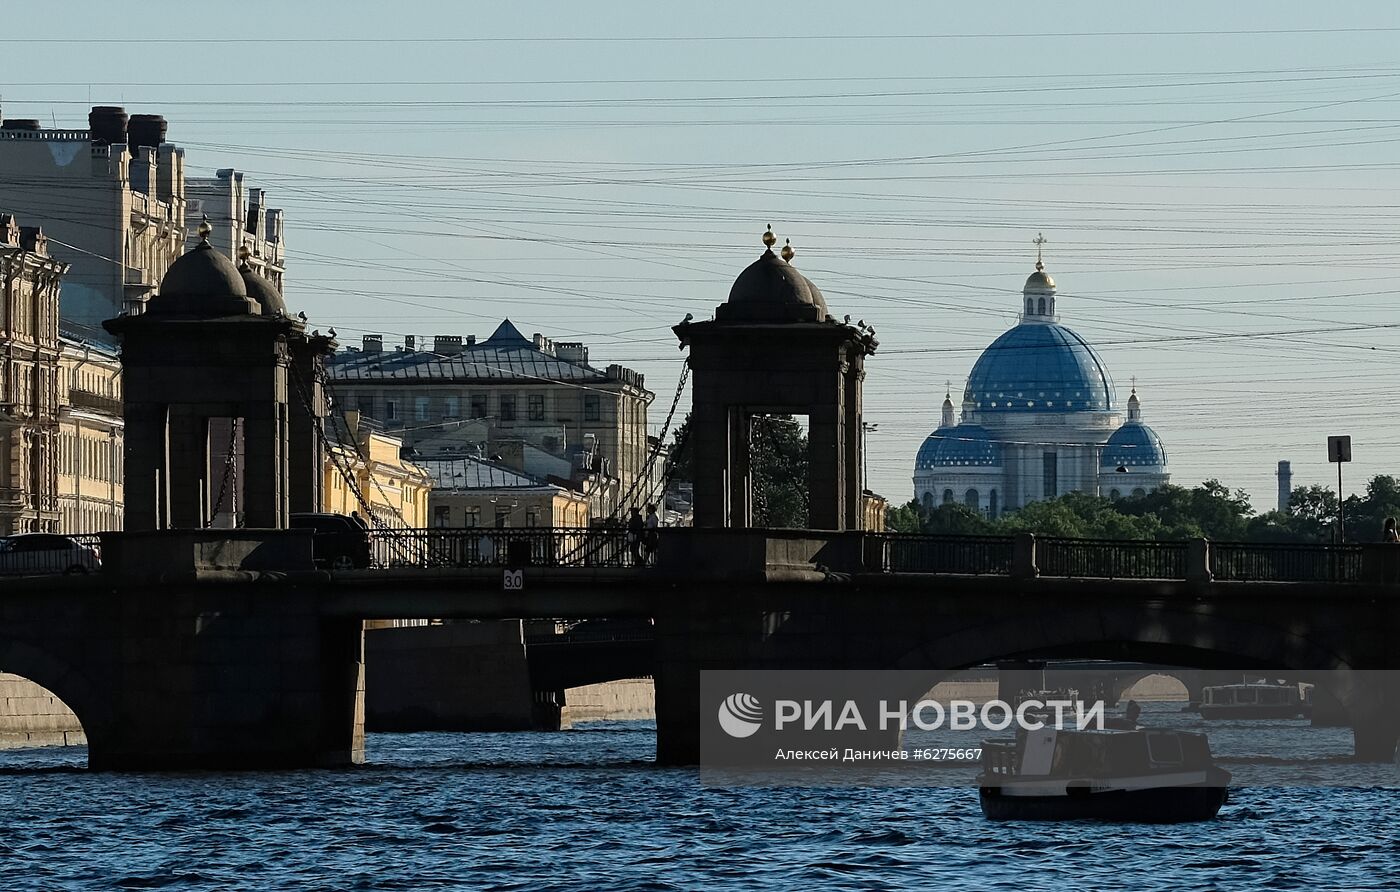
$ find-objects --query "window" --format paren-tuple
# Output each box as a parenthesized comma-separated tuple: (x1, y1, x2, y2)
(528, 394, 545, 421)
(584, 394, 600, 421)
(921, 492, 934, 511)
(415, 396, 430, 421)
(464, 507, 480, 527)
(444, 396, 459, 419)
(988, 490, 999, 519)
(495, 508, 511, 528)
(433, 505, 451, 528)
(964, 489, 980, 512)
(500, 395, 516, 421)
(1037, 297, 1047, 315)
(358, 397, 374, 416)
(942, 489, 954, 505)
(1109, 488, 1121, 500)
(1026, 298, 1034, 316)
(1042, 451, 1058, 499)
(525, 506, 541, 527)
(385, 399, 398, 421)
(470, 395, 487, 419)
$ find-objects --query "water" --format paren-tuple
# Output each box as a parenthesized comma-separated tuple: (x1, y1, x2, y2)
(2, 711, 1398, 891)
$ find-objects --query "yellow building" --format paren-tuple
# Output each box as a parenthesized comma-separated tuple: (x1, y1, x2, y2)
(421, 454, 590, 529)
(0, 217, 64, 534)
(56, 337, 123, 533)
(322, 411, 431, 529)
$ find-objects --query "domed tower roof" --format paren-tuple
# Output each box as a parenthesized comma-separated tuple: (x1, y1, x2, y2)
(1102, 389, 1167, 468)
(237, 246, 287, 317)
(716, 227, 829, 322)
(966, 322, 1114, 413)
(916, 424, 1003, 469)
(146, 220, 261, 317)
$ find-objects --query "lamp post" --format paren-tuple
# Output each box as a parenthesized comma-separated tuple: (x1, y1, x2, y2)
(861, 422, 879, 493)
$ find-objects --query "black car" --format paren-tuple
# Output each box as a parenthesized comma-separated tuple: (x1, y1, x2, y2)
(290, 513, 372, 570)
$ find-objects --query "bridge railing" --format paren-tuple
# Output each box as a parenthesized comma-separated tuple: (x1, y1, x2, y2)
(880, 534, 1015, 575)
(1209, 541, 1363, 583)
(1037, 537, 1189, 580)
(368, 527, 643, 569)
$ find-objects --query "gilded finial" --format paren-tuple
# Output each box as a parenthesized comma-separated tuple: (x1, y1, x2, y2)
(237, 243, 251, 265)
(197, 215, 212, 242)
(781, 238, 794, 262)
(1033, 232, 1047, 271)
(762, 224, 776, 249)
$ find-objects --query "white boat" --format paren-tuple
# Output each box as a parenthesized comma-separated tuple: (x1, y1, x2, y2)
(977, 727, 1230, 822)
(1196, 681, 1309, 720)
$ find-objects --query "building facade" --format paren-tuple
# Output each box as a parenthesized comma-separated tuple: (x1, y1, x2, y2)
(421, 454, 590, 530)
(0, 108, 186, 343)
(56, 337, 123, 533)
(914, 258, 1168, 516)
(326, 320, 654, 518)
(322, 411, 432, 529)
(185, 169, 285, 292)
(0, 217, 64, 534)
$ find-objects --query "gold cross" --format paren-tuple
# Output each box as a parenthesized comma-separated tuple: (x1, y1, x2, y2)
(1033, 232, 1047, 268)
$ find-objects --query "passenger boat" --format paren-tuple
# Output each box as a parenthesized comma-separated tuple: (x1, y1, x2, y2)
(1195, 681, 1309, 720)
(977, 728, 1230, 822)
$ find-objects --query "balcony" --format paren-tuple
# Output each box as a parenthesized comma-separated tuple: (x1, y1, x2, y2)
(69, 390, 122, 416)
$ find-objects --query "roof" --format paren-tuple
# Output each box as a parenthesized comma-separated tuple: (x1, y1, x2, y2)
(915, 424, 1003, 469)
(327, 318, 646, 390)
(420, 454, 552, 490)
(148, 241, 261, 317)
(716, 248, 830, 322)
(239, 264, 287, 317)
(1101, 421, 1168, 469)
(965, 321, 1115, 413)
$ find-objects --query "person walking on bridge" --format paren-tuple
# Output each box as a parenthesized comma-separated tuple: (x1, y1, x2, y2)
(626, 507, 644, 566)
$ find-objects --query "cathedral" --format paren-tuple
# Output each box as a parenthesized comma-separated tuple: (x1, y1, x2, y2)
(913, 248, 1168, 517)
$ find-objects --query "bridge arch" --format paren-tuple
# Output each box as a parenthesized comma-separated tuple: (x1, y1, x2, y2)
(0, 640, 111, 763)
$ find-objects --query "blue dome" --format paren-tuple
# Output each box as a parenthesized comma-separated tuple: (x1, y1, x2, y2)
(965, 322, 1114, 413)
(1101, 421, 1167, 468)
(916, 424, 1002, 469)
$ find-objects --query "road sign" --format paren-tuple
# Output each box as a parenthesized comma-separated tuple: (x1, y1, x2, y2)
(502, 568, 524, 592)
(1328, 435, 1352, 463)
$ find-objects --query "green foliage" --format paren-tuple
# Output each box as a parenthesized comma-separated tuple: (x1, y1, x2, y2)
(667, 411, 810, 528)
(885, 500, 923, 533)
(897, 475, 1400, 543)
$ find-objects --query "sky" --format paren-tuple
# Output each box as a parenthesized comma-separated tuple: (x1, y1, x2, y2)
(5, 2, 1400, 510)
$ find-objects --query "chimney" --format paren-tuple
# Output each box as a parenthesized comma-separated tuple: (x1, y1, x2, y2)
(1277, 460, 1293, 514)
(246, 188, 263, 236)
(465, 335, 476, 346)
(556, 342, 588, 365)
(433, 335, 464, 355)
(127, 113, 167, 152)
(1, 119, 41, 132)
(404, 335, 416, 351)
(362, 334, 383, 353)
(88, 106, 127, 145)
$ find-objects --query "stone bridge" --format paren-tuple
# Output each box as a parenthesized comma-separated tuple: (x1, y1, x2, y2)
(2, 528, 1398, 769)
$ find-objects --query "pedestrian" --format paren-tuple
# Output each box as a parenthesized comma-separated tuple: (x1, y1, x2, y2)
(350, 510, 369, 531)
(1384, 517, 1399, 544)
(626, 507, 644, 565)
(643, 503, 661, 564)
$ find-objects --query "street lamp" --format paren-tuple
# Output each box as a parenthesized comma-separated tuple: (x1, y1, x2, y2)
(861, 422, 879, 492)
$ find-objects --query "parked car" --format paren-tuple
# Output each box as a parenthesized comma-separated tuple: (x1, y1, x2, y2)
(0, 534, 102, 575)
(290, 513, 372, 570)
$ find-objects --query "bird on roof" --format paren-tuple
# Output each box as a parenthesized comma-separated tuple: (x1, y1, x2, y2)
(858, 319, 866, 329)
(312, 329, 321, 337)
(682, 312, 693, 323)
(844, 314, 851, 324)
(297, 311, 308, 322)
(328, 327, 337, 337)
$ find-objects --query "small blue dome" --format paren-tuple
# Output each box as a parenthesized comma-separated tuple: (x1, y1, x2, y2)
(916, 424, 1002, 469)
(965, 322, 1114, 413)
(1101, 421, 1167, 468)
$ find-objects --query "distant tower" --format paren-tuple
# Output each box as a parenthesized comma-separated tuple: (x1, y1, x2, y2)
(941, 389, 956, 428)
(1277, 460, 1293, 514)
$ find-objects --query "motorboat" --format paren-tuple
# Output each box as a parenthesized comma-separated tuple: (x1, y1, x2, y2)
(978, 727, 1230, 822)
(1195, 681, 1309, 720)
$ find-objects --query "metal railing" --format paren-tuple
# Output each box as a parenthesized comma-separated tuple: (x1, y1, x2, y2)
(368, 527, 648, 569)
(1210, 541, 1363, 583)
(883, 534, 1014, 576)
(1037, 537, 1188, 580)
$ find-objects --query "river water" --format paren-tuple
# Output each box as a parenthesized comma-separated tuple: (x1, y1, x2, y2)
(2, 707, 1398, 891)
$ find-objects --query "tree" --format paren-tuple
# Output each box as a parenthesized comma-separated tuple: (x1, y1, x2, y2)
(886, 500, 923, 533)
(666, 411, 809, 527)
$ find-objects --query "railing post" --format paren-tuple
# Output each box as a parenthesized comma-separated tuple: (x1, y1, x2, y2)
(1187, 537, 1212, 584)
(1012, 532, 1038, 580)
